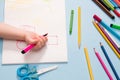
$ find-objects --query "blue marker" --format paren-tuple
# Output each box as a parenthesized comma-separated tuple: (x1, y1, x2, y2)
(93, 14, 120, 41)
(109, 0, 119, 8)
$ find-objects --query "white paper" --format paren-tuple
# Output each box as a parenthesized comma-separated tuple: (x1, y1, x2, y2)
(2, 0, 68, 64)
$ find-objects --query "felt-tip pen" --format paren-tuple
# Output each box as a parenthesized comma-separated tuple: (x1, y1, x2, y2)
(21, 33, 48, 54)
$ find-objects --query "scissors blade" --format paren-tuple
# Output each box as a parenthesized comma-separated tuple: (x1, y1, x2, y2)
(37, 65, 58, 75)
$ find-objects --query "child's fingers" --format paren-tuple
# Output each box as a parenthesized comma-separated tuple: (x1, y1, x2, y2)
(28, 38, 39, 44)
(33, 37, 47, 50)
(39, 35, 48, 42)
(33, 41, 42, 50)
(43, 36, 48, 42)
(39, 36, 48, 45)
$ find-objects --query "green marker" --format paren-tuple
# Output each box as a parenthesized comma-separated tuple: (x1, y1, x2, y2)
(69, 10, 74, 35)
(103, 0, 114, 10)
(110, 24, 120, 30)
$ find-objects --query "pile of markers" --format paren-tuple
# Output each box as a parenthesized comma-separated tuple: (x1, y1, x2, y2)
(84, 14, 120, 80)
(83, 1, 120, 80)
(93, 14, 120, 58)
(92, 0, 120, 19)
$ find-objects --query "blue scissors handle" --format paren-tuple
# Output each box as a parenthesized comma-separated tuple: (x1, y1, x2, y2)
(21, 74, 39, 80)
(17, 65, 29, 77)
(17, 64, 37, 77)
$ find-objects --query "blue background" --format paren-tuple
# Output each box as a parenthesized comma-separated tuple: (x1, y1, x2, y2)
(0, 0, 120, 80)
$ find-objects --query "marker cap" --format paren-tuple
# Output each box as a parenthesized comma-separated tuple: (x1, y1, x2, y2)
(93, 15, 102, 22)
(113, 10, 120, 17)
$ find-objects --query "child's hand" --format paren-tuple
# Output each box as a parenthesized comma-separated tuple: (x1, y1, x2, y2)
(24, 31, 48, 50)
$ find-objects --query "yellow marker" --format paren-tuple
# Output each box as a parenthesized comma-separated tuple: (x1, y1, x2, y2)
(78, 7, 81, 48)
(84, 47, 94, 80)
(92, 21, 120, 58)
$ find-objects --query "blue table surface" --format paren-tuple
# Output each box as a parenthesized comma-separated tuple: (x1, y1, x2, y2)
(0, 0, 120, 80)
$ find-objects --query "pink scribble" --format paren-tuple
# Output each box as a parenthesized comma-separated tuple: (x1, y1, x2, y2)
(16, 40, 26, 50)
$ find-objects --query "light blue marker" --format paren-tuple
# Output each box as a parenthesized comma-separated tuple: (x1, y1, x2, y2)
(93, 14, 120, 41)
(100, 21, 120, 40)
(109, 0, 119, 8)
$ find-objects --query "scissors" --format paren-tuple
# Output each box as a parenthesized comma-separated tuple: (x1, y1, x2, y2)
(17, 64, 58, 80)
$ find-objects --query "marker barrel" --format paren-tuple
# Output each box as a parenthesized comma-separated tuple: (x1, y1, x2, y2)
(92, 0, 115, 19)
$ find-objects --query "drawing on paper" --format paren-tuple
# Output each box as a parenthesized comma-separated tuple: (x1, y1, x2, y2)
(2, 0, 67, 64)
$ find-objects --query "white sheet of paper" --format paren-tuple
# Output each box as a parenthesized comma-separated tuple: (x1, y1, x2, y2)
(2, 0, 68, 64)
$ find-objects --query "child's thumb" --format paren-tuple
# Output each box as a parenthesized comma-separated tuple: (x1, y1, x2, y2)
(29, 38, 39, 44)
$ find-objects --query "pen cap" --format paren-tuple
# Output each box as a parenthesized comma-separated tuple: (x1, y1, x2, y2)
(43, 33, 48, 36)
(93, 15, 102, 22)
(113, 10, 120, 17)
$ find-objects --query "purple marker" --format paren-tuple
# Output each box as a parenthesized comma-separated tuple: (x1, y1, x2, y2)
(21, 33, 48, 54)
(96, 23, 120, 55)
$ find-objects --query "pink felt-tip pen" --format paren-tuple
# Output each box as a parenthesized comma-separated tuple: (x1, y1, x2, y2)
(94, 48, 113, 80)
(21, 33, 48, 54)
